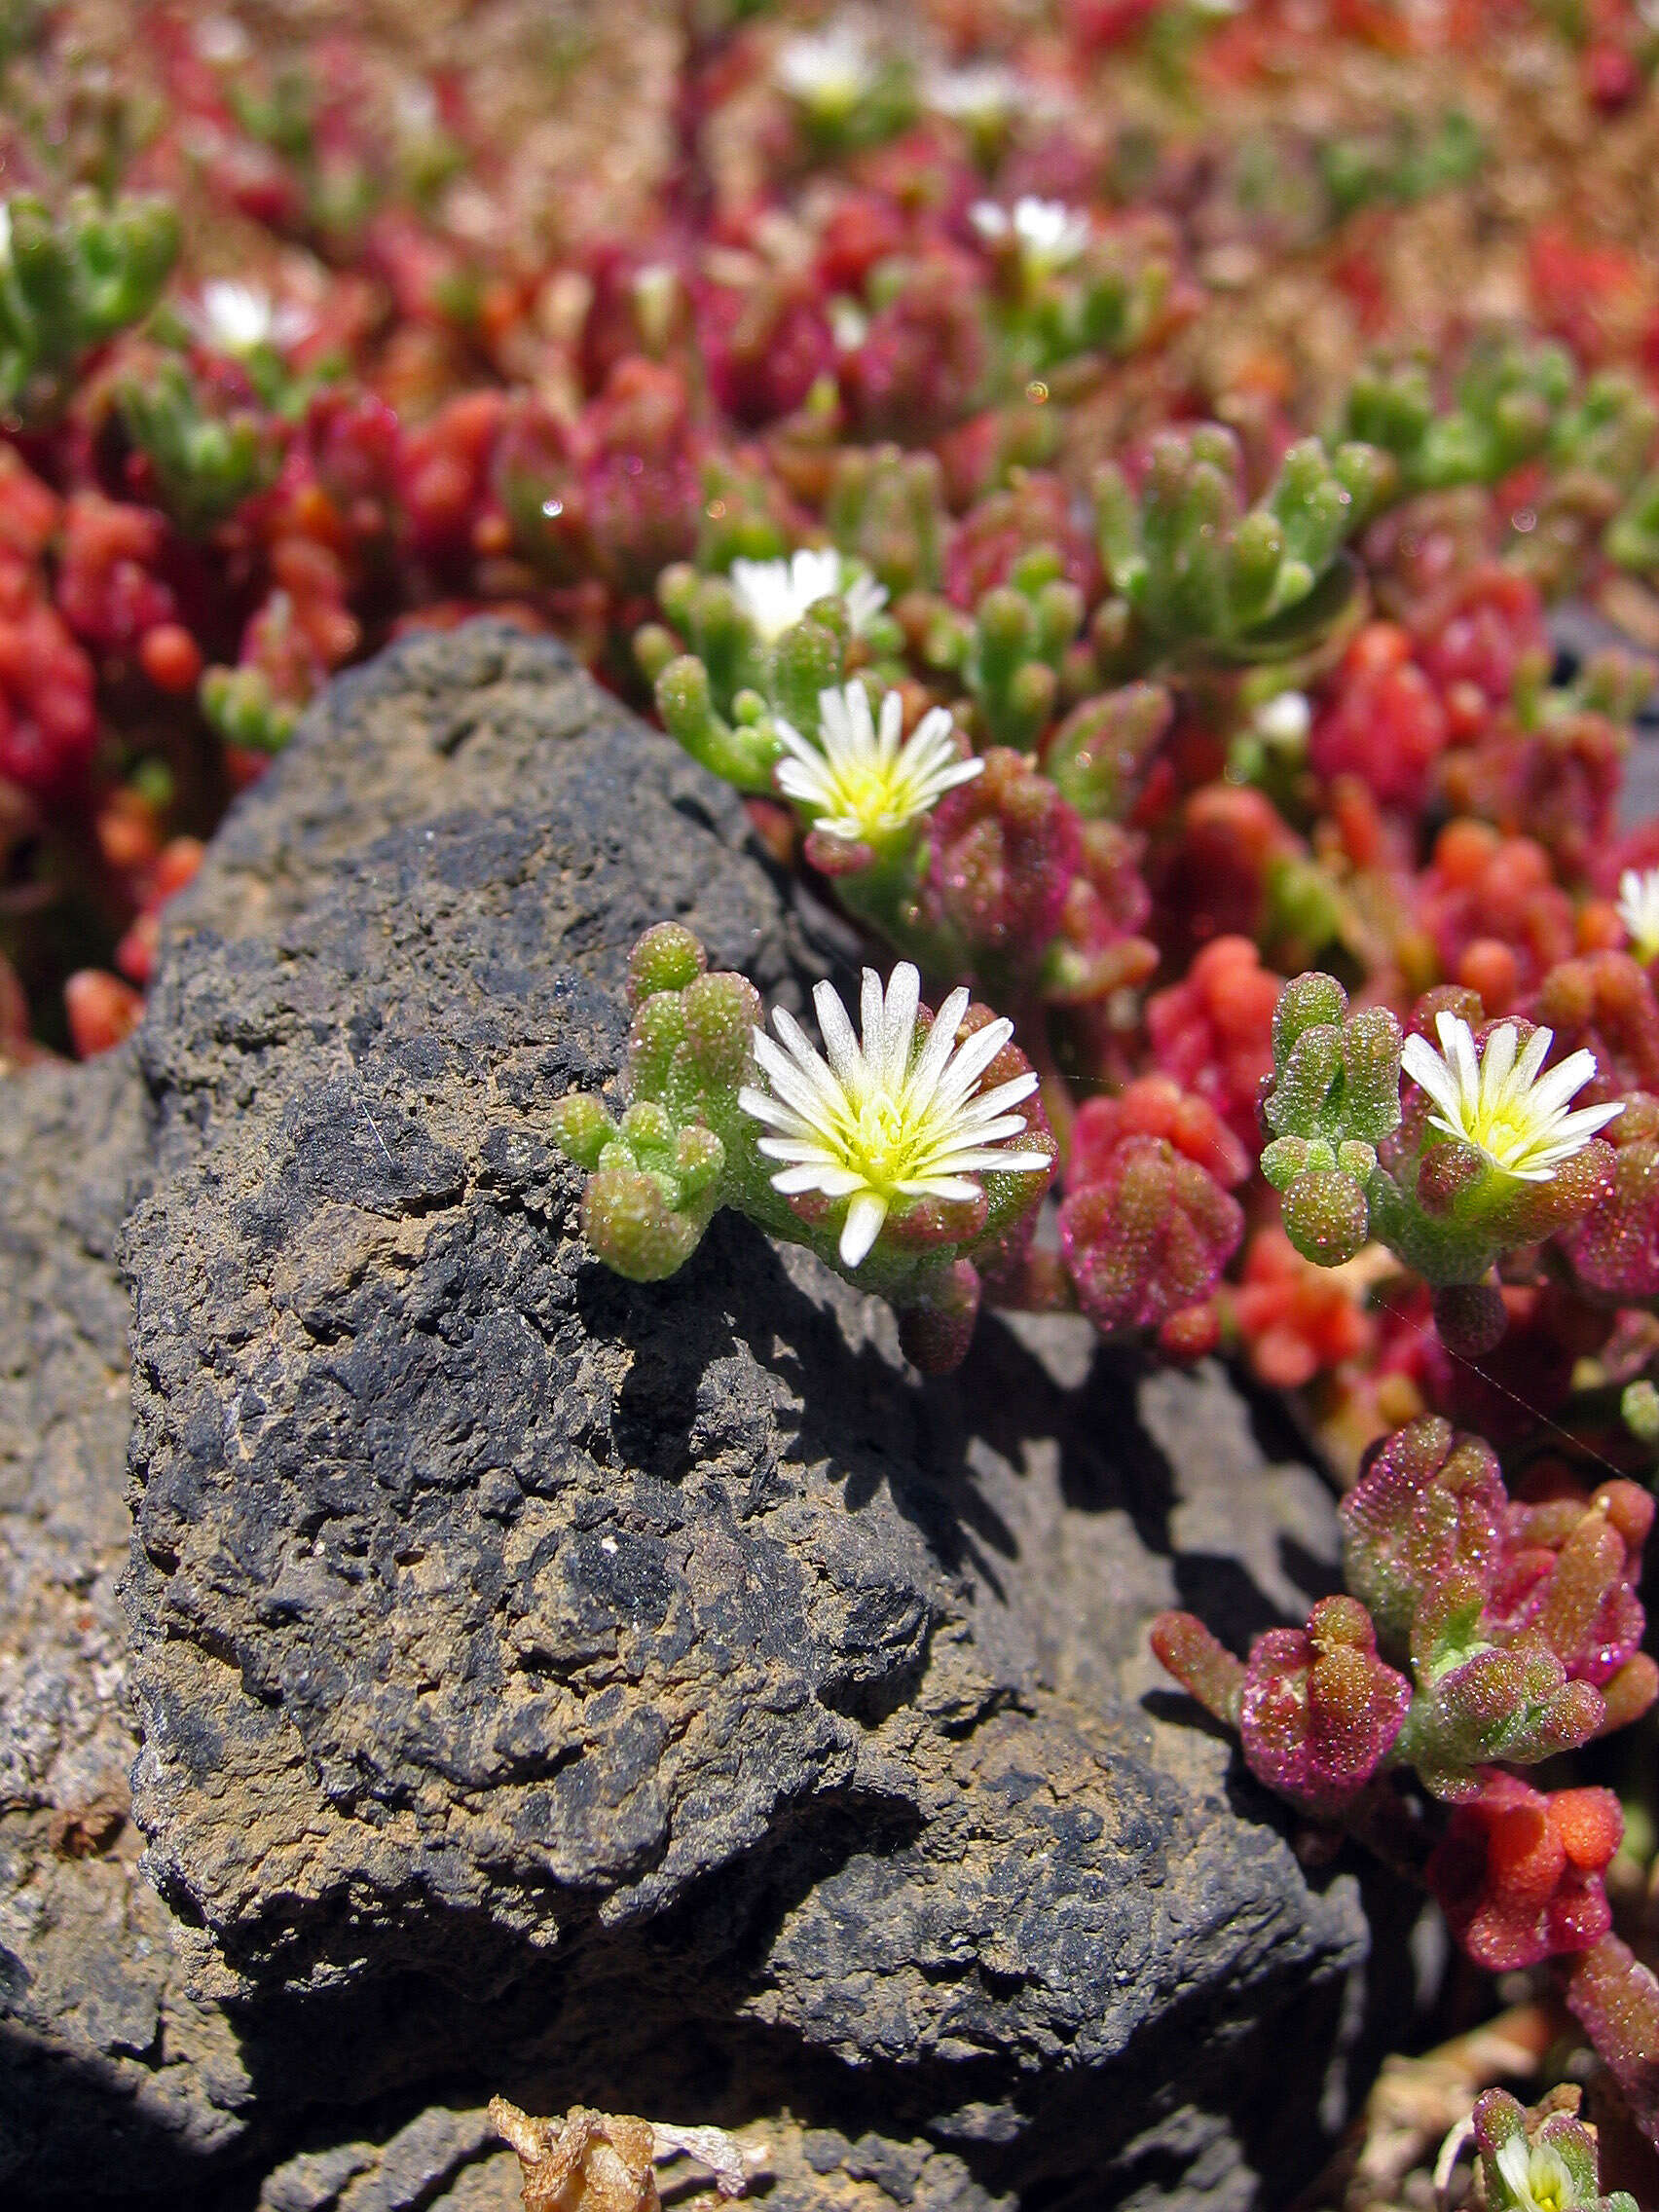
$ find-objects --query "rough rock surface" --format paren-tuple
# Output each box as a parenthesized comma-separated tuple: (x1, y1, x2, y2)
(0, 1050, 256, 2200)
(2, 623, 1417, 2206)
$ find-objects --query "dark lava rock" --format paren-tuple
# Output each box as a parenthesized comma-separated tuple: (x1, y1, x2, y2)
(0, 1049, 256, 2200)
(252, 2106, 999, 2212)
(6, 623, 1418, 2206)
(254, 2104, 511, 2212)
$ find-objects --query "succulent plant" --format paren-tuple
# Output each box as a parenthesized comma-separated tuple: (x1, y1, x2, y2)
(1092, 426, 1387, 667)
(550, 926, 1054, 1372)
(0, 189, 179, 423)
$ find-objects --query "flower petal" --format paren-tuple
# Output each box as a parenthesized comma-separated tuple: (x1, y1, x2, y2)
(878, 963, 922, 1089)
(771, 1161, 866, 1197)
(839, 1190, 888, 1268)
(814, 977, 865, 1088)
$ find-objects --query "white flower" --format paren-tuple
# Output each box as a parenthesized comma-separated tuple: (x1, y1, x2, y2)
(774, 682, 981, 846)
(631, 263, 680, 350)
(1493, 2131, 1577, 2212)
(922, 60, 1020, 122)
(730, 549, 887, 643)
(970, 196, 1090, 275)
(776, 16, 880, 115)
(0, 201, 10, 267)
(1254, 690, 1310, 748)
(393, 79, 440, 136)
(739, 962, 1051, 1268)
(1617, 866, 1659, 965)
(1400, 1013, 1622, 1183)
(829, 296, 869, 353)
(841, 570, 889, 638)
(193, 14, 252, 64)
(188, 280, 312, 356)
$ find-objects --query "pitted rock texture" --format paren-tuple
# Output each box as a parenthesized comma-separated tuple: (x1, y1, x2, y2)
(255, 2106, 1003, 2212)
(255, 2105, 511, 2212)
(0, 621, 1414, 2207)
(109, 624, 1417, 2207)
(0, 1049, 255, 2202)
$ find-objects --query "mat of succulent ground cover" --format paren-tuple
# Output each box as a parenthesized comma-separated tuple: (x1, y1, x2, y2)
(8, 0, 1659, 2205)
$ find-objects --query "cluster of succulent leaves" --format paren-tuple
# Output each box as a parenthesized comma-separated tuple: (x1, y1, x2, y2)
(117, 358, 281, 536)
(198, 664, 300, 756)
(0, 187, 177, 422)
(1152, 1411, 1654, 2015)
(549, 922, 1052, 1375)
(639, 578, 865, 796)
(1093, 427, 1388, 666)
(1466, 2086, 1637, 2212)
(1260, 973, 1615, 1350)
(554, 401, 1641, 1357)
(1341, 334, 1659, 577)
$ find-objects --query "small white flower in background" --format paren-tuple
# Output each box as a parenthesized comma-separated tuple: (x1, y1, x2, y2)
(393, 79, 440, 136)
(1616, 866, 1659, 964)
(970, 196, 1090, 278)
(193, 14, 252, 64)
(841, 570, 889, 638)
(1253, 690, 1310, 749)
(0, 202, 11, 267)
(844, 571, 898, 641)
(921, 60, 1020, 123)
(730, 549, 887, 643)
(631, 263, 680, 351)
(188, 280, 312, 356)
(1493, 2131, 1577, 2212)
(774, 682, 981, 846)
(740, 962, 1050, 1268)
(829, 296, 869, 353)
(926, 62, 1064, 130)
(776, 16, 881, 116)
(1400, 1013, 1622, 1183)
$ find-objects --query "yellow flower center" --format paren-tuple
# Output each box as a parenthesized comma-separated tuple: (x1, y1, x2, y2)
(837, 760, 905, 836)
(1468, 1098, 1538, 1172)
(1497, 2136, 1577, 2212)
(850, 1093, 915, 1189)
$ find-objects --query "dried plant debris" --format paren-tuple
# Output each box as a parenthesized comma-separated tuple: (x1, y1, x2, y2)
(488, 2101, 764, 2212)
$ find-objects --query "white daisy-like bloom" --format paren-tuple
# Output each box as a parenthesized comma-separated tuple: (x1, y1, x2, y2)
(1616, 866, 1659, 965)
(739, 962, 1051, 1268)
(1493, 2131, 1577, 2212)
(0, 202, 11, 267)
(1400, 1013, 1622, 1183)
(776, 16, 881, 114)
(188, 280, 312, 356)
(970, 196, 1090, 275)
(730, 549, 888, 643)
(774, 682, 982, 846)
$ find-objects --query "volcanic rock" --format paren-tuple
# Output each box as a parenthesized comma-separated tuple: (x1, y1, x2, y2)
(0, 1049, 256, 2201)
(3, 623, 1416, 2206)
